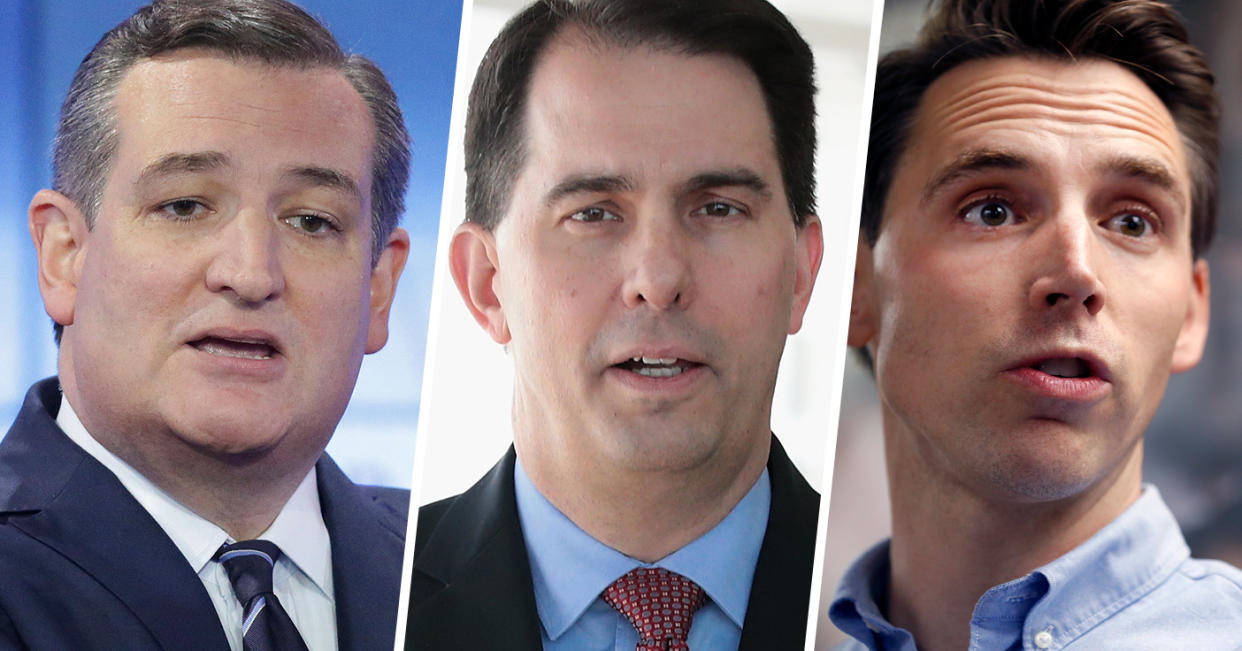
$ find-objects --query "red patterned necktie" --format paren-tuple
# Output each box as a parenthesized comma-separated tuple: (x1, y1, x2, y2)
(602, 567, 707, 651)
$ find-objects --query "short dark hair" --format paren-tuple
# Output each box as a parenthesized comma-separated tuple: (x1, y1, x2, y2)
(464, 0, 817, 230)
(51, 0, 410, 343)
(55, 0, 409, 257)
(862, 0, 1219, 258)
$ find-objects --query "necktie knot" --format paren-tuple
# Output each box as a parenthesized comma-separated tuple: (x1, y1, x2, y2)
(603, 567, 706, 651)
(216, 539, 283, 604)
(214, 539, 308, 651)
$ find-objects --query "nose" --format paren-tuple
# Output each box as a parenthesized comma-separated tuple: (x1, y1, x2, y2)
(1027, 214, 1106, 316)
(620, 214, 693, 311)
(205, 210, 285, 304)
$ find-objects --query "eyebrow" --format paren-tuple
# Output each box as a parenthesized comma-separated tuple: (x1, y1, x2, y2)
(135, 151, 231, 187)
(1099, 154, 1179, 194)
(133, 152, 360, 200)
(678, 168, 772, 200)
(542, 174, 635, 208)
(541, 168, 773, 208)
(921, 148, 1029, 204)
(282, 166, 362, 201)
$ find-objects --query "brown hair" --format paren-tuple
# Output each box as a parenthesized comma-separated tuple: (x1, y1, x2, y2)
(464, 0, 817, 229)
(863, 0, 1219, 257)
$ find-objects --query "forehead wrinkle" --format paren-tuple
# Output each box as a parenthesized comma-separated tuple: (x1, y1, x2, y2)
(929, 82, 1176, 144)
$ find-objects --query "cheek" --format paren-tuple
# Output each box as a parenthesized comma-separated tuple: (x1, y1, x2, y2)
(78, 239, 189, 329)
(1119, 267, 1192, 371)
(874, 241, 1016, 373)
(503, 244, 602, 348)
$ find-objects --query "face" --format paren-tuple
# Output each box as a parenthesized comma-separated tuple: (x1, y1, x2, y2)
(453, 37, 821, 476)
(37, 52, 406, 465)
(851, 56, 1210, 503)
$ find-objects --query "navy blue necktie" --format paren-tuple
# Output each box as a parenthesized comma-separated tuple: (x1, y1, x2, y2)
(215, 540, 310, 651)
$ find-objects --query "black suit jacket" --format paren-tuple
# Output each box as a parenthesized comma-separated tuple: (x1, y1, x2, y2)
(407, 436, 820, 649)
(0, 378, 409, 650)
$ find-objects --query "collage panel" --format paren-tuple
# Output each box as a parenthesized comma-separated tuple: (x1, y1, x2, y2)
(406, 0, 876, 649)
(822, 0, 1242, 648)
(0, 1, 460, 649)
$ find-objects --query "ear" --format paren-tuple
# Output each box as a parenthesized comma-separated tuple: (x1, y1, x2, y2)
(787, 215, 824, 334)
(1170, 258, 1210, 373)
(364, 227, 410, 353)
(29, 190, 88, 329)
(847, 238, 879, 348)
(449, 222, 510, 344)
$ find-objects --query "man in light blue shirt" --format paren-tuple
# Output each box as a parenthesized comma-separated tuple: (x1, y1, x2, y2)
(407, 0, 824, 649)
(833, 0, 1242, 648)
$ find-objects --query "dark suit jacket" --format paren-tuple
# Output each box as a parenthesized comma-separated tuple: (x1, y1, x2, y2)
(0, 378, 409, 651)
(407, 436, 820, 650)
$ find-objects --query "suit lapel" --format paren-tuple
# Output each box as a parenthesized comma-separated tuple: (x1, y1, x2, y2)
(739, 436, 821, 651)
(407, 448, 543, 650)
(405, 439, 819, 651)
(0, 379, 231, 651)
(317, 455, 408, 651)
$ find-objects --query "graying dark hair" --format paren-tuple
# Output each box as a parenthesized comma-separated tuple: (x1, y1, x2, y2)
(54, 0, 410, 261)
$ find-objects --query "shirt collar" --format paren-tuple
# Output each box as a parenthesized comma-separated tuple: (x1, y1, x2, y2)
(1022, 485, 1188, 646)
(514, 458, 770, 641)
(56, 395, 333, 598)
(829, 486, 1189, 650)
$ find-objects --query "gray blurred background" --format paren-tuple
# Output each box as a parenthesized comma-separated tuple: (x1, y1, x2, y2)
(817, 0, 1242, 647)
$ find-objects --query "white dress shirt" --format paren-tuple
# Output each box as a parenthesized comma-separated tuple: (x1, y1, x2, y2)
(56, 396, 338, 651)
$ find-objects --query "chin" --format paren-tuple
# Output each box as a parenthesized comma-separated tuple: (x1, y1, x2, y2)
(977, 445, 1110, 504)
(169, 412, 297, 459)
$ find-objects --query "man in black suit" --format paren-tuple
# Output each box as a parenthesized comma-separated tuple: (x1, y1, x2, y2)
(0, 1, 411, 649)
(407, 0, 824, 649)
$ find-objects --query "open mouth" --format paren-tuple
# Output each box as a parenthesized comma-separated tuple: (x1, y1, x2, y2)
(1032, 357, 1092, 379)
(613, 356, 699, 378)
(189, 336, 278, 361)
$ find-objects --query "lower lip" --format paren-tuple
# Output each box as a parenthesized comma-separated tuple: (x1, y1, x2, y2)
(1002, 367, 1110, 402)
(186, 343, 286, 381)
(605, 364, 709, 394)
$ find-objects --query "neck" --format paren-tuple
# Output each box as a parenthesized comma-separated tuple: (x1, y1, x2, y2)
(60, 378, 317, 541)
(513, 410, 770, 563)
(881, 418, 1143, 651)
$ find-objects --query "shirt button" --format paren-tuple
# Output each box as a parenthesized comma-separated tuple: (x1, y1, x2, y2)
(1034, 629, 1054, 649)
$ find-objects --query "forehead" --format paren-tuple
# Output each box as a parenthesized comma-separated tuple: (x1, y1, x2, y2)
(109, 51, 374, 188)
(513, 34, 781, 195)
(897, 55, 1189, 202)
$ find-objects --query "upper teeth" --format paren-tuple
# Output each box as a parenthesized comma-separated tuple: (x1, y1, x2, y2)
(1037, 358, 1085, 378)
(633, 356, 678, 365)
(198, 340, 272, 360)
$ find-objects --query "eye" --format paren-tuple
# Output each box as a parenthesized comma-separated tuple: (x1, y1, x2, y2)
(694, 201, 745, 218)
(283, 214, 338, 235)
(568, 206, 621, 223)
(1104, 211, 1152, 238)
(156, 198, 209, 221)
(961, 198, 1018, 227)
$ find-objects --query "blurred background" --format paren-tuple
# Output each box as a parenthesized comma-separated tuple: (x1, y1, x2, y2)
(0, 0, 463, 488)
(817, 0, 1242, 647)
(411, 0, 877, 516)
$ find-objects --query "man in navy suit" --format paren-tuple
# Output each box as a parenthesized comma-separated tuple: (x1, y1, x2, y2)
(0, 1, 411, 649)
(408, 1, 824, 649)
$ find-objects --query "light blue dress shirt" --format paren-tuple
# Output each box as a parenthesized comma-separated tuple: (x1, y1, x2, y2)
(514, 459, 770, 651)
(829, 486, 1242, 650)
